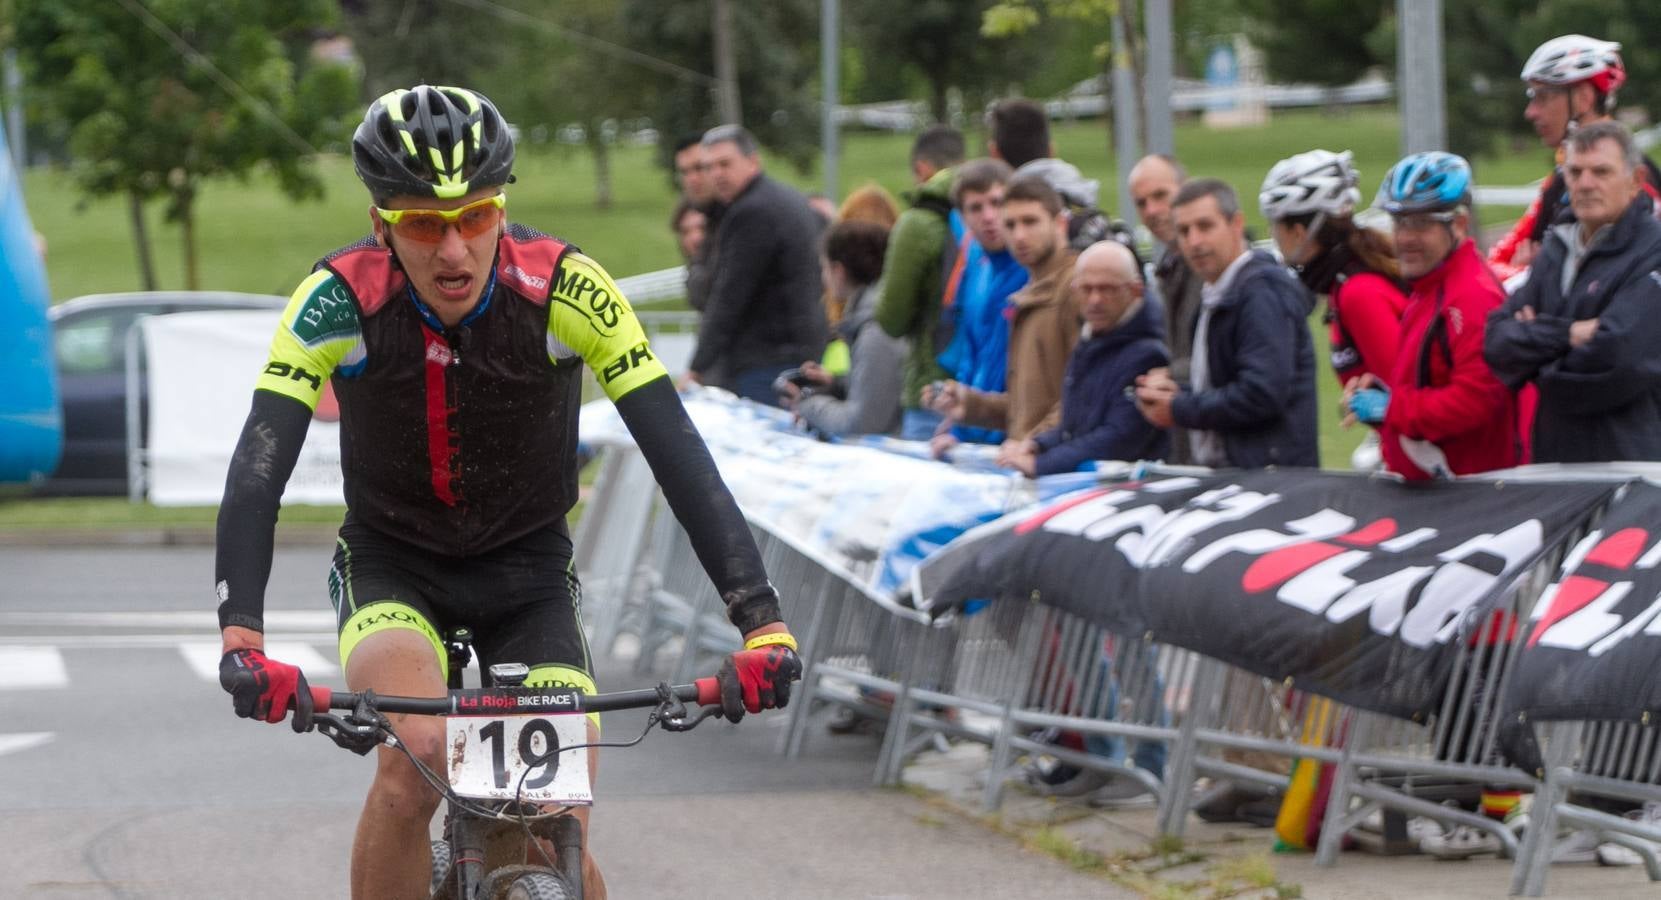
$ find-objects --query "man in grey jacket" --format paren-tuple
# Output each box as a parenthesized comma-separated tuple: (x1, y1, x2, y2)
(1484, 120, 1661, 462)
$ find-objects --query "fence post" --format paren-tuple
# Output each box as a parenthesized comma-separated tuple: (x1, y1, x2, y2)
(1156, 656, 1226, 838)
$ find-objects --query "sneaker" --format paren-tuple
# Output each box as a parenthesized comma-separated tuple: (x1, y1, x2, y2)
(1421, 824, 1502, 860)
(1407, 815, 1445, 845)
(824, 705, 880, 736)
(1088, 770, 1156, 807)
(1550, 828, 1599, 865)
(1235, 797, 1282, 828)
(1026, 763, 1111, 798)
(1596, 841, 1643, 867)
(1597, 802, 1661, 867)
(1191, 780, 1274, 824)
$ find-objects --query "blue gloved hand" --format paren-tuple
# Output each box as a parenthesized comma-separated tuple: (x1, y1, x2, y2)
(1348, 388, 1390, 426)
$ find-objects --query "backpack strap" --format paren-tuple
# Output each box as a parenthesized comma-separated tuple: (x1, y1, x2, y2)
(940, 232, 974, 312)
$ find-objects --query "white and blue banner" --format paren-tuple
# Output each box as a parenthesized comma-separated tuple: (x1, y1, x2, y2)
(579, 388, 1102, 608)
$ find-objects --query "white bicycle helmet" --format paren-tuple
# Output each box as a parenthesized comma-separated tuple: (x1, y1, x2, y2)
(1521, 35, 1625, 95)
(1259, 149, 1361, 222)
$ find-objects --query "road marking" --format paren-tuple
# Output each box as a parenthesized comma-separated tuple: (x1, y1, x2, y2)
(0, 633, 338, 648)
(0, 610, 337, 630)
(0, 646, 68, 689)
(178, 641, 339, 681)
(0, 732, 54, 758)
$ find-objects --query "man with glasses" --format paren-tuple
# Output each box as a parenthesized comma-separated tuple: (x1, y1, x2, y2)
(1000, 240, 1167, 477)
(1488, 35, 1661, 282)
(1343, 152, 1519, 480)
(213, 86, 800, 900)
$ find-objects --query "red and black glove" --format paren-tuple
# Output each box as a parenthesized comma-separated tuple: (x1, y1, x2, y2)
(716, 645, 802, 723)
(219, 648, 314, 733)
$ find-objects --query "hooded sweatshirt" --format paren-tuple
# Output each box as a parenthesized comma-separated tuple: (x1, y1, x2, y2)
(797, 283, 907, 437)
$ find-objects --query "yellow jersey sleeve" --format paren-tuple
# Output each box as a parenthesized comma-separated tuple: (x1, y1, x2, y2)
(546, 251, 669, 401)
(255, 269, 362, 409)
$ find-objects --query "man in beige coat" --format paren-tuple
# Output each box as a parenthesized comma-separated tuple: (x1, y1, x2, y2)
(934, 175, 1080, 462)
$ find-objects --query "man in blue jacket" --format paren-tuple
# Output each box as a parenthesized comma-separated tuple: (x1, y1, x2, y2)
(1134, 178, 1318, 469)
(1000, 240, 1169, 476)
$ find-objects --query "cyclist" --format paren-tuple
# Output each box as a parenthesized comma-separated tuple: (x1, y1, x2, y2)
(1488, 34, 1661, 283)
(1259, 149, 1406, 469)
(214, 85, 801, 900)
(1345, 152, 1520, 480)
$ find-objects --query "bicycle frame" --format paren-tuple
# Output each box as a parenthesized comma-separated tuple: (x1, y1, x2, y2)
(309, 627, 723, 900)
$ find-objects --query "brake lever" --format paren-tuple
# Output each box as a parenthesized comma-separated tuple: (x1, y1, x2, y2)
(313, 692, 392, 756)
(659, 705, 724, 732)
(313, 712, 383, 755)
(650, 682, 725, 732)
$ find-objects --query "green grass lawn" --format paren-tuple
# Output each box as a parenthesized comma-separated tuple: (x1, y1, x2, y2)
(25, 106, 1550, 302)
(11, 106, 1552, 527)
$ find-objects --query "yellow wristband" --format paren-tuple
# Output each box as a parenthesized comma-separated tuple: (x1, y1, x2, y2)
(744, 633, 798, 653)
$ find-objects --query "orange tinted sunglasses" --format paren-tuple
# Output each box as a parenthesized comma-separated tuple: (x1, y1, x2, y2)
(375, 193, 506, 243)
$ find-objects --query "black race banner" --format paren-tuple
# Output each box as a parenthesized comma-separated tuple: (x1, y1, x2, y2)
(909, 474, 1221, 637)
(1507, 481, 1661, 723)
(912, 471, 1615, 720)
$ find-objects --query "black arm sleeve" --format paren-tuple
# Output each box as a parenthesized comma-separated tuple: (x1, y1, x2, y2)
(613, 376, 784, 634)
(214, 390, 313, 632)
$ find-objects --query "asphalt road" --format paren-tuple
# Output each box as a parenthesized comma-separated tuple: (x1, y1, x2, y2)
(0, 544, 1124, 899)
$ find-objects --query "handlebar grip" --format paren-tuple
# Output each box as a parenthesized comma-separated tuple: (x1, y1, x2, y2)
(694, 677, 721, 707)
(310, 685, 338, 711)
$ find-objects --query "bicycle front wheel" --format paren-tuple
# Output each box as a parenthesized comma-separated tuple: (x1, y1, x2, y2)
(429, 839, 452, 894)
(505, 872, 574, 900)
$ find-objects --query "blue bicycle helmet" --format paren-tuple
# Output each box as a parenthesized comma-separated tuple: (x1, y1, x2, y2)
(1374, 151, 1472, 215)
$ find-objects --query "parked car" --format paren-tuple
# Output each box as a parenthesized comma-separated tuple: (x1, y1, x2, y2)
(42, 291, 287, 495)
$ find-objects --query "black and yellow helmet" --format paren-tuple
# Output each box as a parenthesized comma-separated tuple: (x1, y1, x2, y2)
(352, 85, 515, 202)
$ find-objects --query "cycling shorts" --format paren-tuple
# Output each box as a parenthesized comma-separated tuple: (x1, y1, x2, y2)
(328, 517, 597, 722)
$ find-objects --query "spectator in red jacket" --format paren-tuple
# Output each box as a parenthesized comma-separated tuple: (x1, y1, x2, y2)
(1345, 152, 1520, 479)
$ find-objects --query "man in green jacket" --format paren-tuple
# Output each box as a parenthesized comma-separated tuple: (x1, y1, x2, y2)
(876, 125, 966, 439)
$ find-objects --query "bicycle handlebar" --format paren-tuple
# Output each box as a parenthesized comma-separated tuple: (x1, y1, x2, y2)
(308, 677, 722, 718)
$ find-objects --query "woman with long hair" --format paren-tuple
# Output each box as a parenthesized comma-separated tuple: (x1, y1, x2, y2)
(1260, 150, 1408, 469)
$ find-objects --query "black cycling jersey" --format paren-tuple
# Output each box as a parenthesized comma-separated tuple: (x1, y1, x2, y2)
(216, 224, 781, 636)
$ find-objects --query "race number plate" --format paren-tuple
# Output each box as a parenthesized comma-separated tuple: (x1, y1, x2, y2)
(445, 713, 593, 805)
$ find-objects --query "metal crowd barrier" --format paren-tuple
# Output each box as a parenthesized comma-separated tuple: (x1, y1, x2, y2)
(574, 451, 1661, 894)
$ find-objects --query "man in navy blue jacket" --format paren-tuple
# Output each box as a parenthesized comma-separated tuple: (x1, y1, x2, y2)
(1000, 240, 1169, 476)
(1134, 178, 1318, 469)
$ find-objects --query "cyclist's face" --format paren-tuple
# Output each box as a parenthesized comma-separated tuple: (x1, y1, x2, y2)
(1174, 195, 1246, 284)
(1392, 212, 1466, 280)
(1271, 220, 1313, 266)
(705, 140, 759, 205)
(959, 184, 1008, 252)
(674, 145, 712, 205)
(1524, 81, 1589, 148)
(373, 186, 504, 327)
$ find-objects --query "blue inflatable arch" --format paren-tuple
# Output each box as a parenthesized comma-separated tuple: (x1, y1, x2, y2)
(0, 127, 60, 484)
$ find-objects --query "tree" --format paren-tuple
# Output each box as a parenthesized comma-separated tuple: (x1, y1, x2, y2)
(466, 0, 653, 210)
(337, 0, 501, 100)
(621, 0, 820, 175)
(852, 0, 1038, 124)
(982, 1, 1129, 160)
(1233, 0, 1389, 89)
(16, 0, 356, 290)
